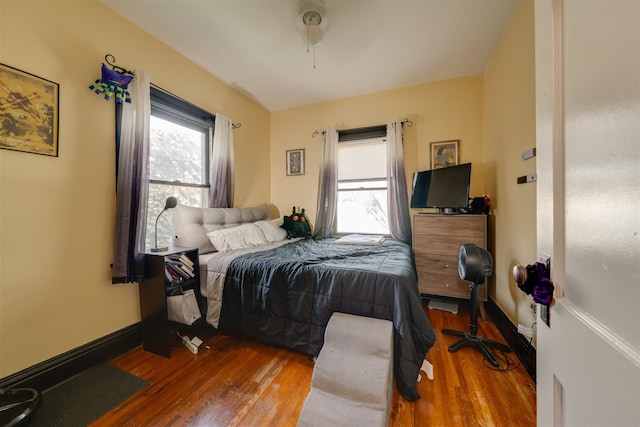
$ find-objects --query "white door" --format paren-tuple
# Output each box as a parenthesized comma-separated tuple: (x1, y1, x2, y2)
(535, 0, 640, 426)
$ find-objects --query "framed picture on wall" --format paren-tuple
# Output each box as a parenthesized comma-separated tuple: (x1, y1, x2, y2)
(286, 148, 305, 176)
(0, 63, 59, 157)
(430, 140, 459, 169)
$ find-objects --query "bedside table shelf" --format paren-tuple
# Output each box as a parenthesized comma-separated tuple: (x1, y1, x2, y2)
(139, 247, 202, 357)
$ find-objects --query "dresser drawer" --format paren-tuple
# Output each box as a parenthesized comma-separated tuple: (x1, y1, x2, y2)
(413, 215, 486, 237)
(413, 235, 485, 256)
(415, 253, 458, 275)
(417, 271, 487, 301)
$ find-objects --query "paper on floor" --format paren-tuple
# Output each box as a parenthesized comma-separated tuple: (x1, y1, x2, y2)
(419, 359, 434, 381)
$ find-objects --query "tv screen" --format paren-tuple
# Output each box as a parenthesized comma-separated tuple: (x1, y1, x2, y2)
(410, 163, 472, 210)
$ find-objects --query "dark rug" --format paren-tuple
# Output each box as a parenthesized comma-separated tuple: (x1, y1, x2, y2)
(30, 363, 148, 426)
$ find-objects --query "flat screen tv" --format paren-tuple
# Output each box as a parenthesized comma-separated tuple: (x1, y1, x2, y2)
(410, 163, 472, 212)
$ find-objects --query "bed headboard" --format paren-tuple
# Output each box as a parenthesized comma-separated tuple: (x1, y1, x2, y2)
(172, 203, 272, 254)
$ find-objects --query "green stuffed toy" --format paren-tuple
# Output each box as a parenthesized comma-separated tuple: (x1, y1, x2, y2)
(281, 206, 312, 239)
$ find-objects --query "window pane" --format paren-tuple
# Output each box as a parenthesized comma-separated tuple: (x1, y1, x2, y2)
(336, 137, 389, 235)
(149, 115, 206, 185)
(147, 111, 210, 251)
(145, 183, 208, 250)
(337, 189, 389, 234)
(338, 139, 387, 181)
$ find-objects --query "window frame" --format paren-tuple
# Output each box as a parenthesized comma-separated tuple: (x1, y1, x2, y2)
(145, 87, 215, 249)
(148, 87, 214, 199)
(335, 126, 390, 236)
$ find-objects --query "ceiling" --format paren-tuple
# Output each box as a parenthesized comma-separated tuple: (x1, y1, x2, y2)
(103, 0, 519, 112)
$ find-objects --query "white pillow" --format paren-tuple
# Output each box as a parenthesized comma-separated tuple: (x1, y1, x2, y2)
(255, 219, 287, 243)
(206, 223, 268, 253)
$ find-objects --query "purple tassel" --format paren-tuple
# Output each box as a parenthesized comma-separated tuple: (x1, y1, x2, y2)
(532, 262, 554, 305)
(533, 276, 554, 305)
(517, 261, 554, 305)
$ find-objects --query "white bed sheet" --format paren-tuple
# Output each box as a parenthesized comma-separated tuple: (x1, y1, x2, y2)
(198, 238, 301, 328)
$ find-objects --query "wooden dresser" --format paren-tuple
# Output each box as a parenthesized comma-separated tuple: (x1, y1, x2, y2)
(413, 214, 488, 301)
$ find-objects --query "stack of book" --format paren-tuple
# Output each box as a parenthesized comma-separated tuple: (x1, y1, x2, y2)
(164, 253, 196, 286)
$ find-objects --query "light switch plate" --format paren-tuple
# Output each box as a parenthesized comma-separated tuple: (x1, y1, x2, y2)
(522, 148, 536, 160)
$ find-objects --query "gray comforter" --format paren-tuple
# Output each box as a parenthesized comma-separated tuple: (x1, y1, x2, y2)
(218, 237, 436, 401)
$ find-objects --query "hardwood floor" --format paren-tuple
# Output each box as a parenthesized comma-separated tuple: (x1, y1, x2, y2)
(95, 300, 536, 426)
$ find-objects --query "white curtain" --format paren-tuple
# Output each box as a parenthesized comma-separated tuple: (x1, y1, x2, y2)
(314, 128, 339, 239)
(386, 121, 412, 245)
(209, 114, 235, 208)
(112, 70, 151, 283)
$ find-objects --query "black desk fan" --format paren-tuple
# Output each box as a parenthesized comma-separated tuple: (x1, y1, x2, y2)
(442, 243, 511, 367)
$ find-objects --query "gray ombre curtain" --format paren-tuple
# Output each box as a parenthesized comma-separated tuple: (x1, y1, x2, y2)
(314, 128, 339, 239)
(209, 114, 235, 208)
(112, 70, 151, 284)
(386, 121, 412, 244)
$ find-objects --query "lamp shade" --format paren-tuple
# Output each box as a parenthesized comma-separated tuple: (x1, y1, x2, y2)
(164, 196, 178, 210)
(302, 10, 323, 47)
(304, 22, 323, 47)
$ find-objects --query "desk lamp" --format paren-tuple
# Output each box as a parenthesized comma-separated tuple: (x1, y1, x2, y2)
(150, 196, 177, 252)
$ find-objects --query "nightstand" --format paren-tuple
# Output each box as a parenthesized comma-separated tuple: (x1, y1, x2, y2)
(139, 247, 201, 357)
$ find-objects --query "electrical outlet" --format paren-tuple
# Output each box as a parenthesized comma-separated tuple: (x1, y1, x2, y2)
(182, 336, 199, 354)
(184, 339, 198, 354)
(530, 302, 537, 320)
(191, 336, 203, 348)
(518, 324, 533, 338)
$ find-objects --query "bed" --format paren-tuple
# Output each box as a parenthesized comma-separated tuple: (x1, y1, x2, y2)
(173, 203, 436, 401)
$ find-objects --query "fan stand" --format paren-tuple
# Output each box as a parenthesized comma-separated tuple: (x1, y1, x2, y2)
(442, 282, 511, 367)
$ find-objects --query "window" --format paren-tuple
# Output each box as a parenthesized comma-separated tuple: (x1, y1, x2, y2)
(146, 88, 214, 249)
(336, 136, 389, 235)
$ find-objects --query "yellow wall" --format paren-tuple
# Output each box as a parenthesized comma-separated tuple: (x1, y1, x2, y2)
(0, 0, 270, 377)
(484, 0, 537, 344)
(270, 77, 485, 222)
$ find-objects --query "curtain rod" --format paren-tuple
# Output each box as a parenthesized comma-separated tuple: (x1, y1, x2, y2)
(311, 118, 412, 138)
(150, 83, 242, 129)
(104, 54, 240, 128)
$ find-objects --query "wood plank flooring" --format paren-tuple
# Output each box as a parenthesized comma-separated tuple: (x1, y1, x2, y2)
(95, 299, 536, 426)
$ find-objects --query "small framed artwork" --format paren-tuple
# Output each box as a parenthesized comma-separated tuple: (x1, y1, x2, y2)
(0, 63, 59, 157)
(286, 148, 305, 176)
(430, 140, 459, 169)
